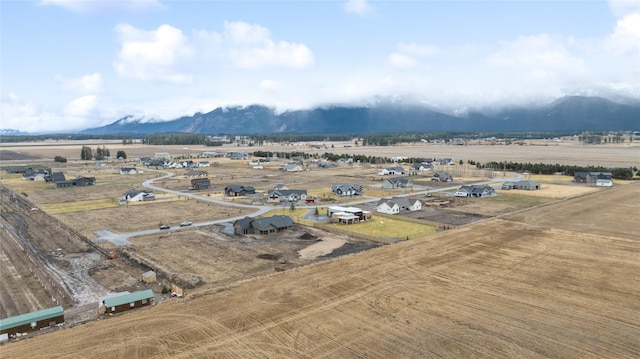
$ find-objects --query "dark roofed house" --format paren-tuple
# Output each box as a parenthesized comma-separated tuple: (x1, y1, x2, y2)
(267, 189, 307, 203)
(381, 177, 413, 189)
(501, 180, 540, 190)
(233, 215, 294, 235)
(190, 178, 211, 190)
(431, 171, 453, 182)
(55, 176, 96, 188)
(455, 185, 495, 197)
(5, 167, 31, 174)
(225, 185, 256, 196)
(331, 183, 363, 197)
(120, 167, 138, 175)
(50, 172, 66, 183)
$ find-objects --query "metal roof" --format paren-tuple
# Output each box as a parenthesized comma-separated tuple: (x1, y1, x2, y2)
(103, 289, 154, 308)
(0, 306, 64, 331)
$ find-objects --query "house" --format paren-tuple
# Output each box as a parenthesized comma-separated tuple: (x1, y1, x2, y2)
(22, 168, 50, 181)
(327, 206, 372, 224)
(100, 289, 154, 315)
(317, 162, 337, 168)
(120, 167, 138, 175)
(123, 189, 155, 202)
(274, 183, 289, 190)
(501, 180, 541, 190)
(190, 178, 211, 190)
(331, 183, 363, 197)
(573, 172, 613, 186)
(200, 151, 224, 158)
(410, 163, 433, 172)
(232, 215, 294, 235)
(153, 152, 171, 159)
(196, 161, 210, 167)
(5, 166, 31, 174)
(435, 158, 455, 165)
(376, 197, 422, 214)
(55, 176, 96, 188)
(281, 162, 303, 172)
(0, 306, 64, 337)
(454, 185, 496, 198)
(381, 177, 413, 189)
(267, 189, 307, 203)
(49, 172, 66, 183)
(143, 159, 165, 167)
(431, 171, 453, 182)
(378, 166, 406, 175)
(184, 169, 208, 177)
(226, 151, 248, 160)
(225, 185, 256, 196)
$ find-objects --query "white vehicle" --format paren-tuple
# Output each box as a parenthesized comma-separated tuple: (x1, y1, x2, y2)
(179, 221, 192, 227)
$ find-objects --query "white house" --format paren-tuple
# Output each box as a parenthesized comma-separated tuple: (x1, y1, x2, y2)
(123, 189, 155, 202)
(376, 197, 422, 214)
(120, 167, 138, 175)
(378, 166, 406, 175)
(196, 161, 210, 168)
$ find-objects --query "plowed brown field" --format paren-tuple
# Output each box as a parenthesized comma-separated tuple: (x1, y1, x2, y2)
(3, 183, 638, 358)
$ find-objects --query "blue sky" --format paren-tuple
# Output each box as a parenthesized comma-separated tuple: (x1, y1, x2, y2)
(1, 0, 639, 132)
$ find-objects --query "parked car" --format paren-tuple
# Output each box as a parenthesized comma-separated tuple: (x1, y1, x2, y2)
(159, 224, 170, 230)
(179, 221, 192, 227)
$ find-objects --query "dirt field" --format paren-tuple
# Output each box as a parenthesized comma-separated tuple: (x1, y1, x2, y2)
(1, 140, 638, 357)
(2, 183, 638, 358)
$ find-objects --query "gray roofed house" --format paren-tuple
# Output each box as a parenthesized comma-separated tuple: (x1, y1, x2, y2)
(233, 215, 294, 235)
(332, 183, 363, 197)
(225, 185, 256, 196)
(381, 177, 413, 189)
(55, 176, 96, 188)
(431, 171, 453, 182)
(267, 189, 307, 202)
(501, 180, 541, 190)
(455, 185, 495, 197)
(50, 172, 66, 183)
(123, 189, 155, 201)
(120, 167, 138, 174)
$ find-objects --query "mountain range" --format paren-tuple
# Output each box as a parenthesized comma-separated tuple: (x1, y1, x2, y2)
(80, 96, 640, 135)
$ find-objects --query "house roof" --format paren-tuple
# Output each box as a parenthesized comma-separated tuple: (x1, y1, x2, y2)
(234, 216, 255, 230)
(226, 185, 255, 193)
(0, 306, 63, 331)
(378, 197, 420, 208)
(51, 172, 66, 182)
(252, 215, 294, 230)
(385, 177, 412, 185)
(268, 189, 307, 197)
(103, 289, 154, 307)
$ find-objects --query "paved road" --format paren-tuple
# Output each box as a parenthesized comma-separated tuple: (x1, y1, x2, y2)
(93, 168, 522, 246)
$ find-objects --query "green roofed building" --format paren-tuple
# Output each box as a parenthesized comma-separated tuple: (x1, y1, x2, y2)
(0, 306, 64, 337)
(101, 289, 155, 315)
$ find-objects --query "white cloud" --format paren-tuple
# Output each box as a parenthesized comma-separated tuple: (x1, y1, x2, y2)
(114, 24, 194, 83)
(40, 0, 164, 14)
(607, 12, 640, 53)
(607, 0, 640, 16)
(197, 21, 314, 69)
(345, 0, 373, 16)
(0, 94, 40, 131)
(388, 42, 440, 69)
(259, 80, 281, 92)
(486, 34, 586, 80)
(387, 53, 419, 68)
(65, 95, 98, 117)
(55, 73, 103, 93)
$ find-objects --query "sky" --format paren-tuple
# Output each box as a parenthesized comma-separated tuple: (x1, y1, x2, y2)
(1, 0, 639, 133)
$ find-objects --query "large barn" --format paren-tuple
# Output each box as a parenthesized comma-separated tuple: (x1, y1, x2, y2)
(0, 306, 64, 338)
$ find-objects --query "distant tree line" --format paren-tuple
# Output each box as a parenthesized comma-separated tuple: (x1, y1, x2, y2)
(143, 134, 208, 145)
(479, 161, 635, 180)
(251, 134, 354, 145)
(0, 133, 136, 143)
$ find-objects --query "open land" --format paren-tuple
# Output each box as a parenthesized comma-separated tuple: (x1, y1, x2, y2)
(0, 140, 638, 357)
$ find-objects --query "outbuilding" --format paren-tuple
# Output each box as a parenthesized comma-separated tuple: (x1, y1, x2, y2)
(0, 306, 64, 337)
(101, 289, 154, 315)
